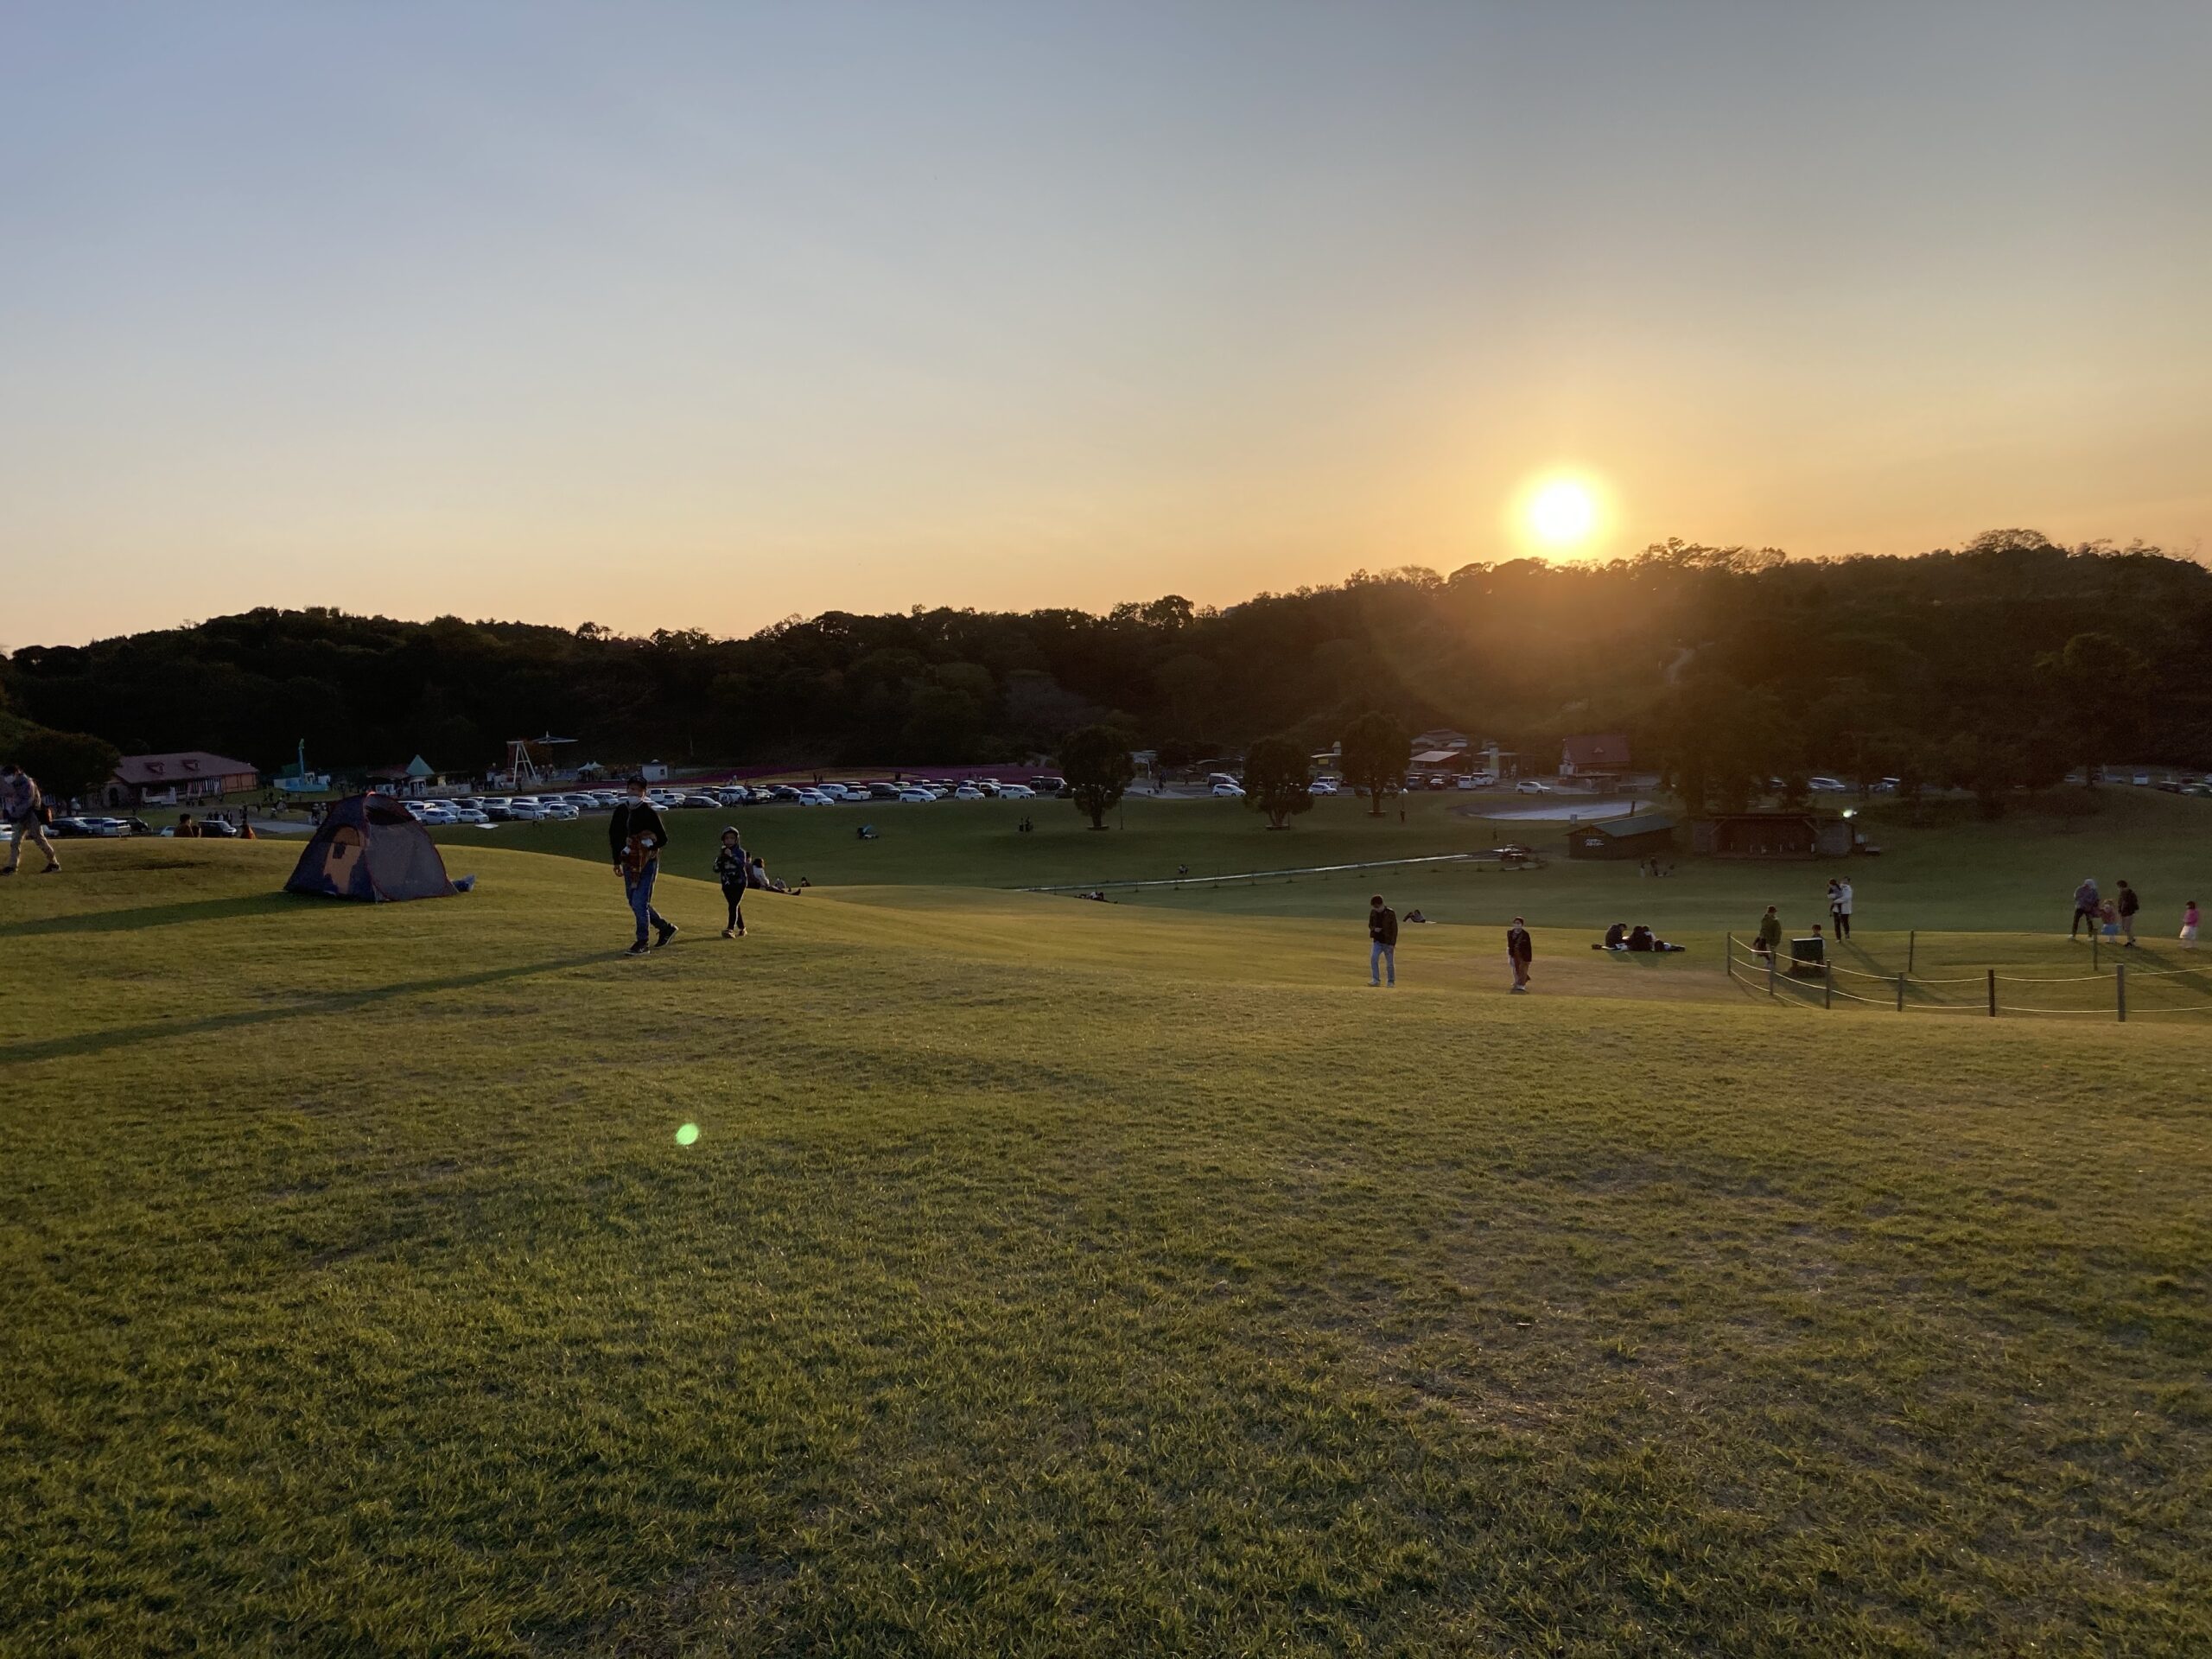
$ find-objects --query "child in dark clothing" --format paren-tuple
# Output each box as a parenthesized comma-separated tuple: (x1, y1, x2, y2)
(713, 828, 748, 938)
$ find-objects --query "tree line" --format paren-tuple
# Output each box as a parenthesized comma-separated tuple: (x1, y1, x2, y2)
(4, 529, 2208, 810)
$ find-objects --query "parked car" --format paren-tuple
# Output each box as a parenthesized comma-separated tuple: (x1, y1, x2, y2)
(1211, 782, 1245, 798)
(1516, 780, 1550, 794)
(897, 788, 935, 803)
(1030, 775, 1068, 794)
(996, 784, 1035, 799)
(1808, 776, 1850, 792)
(415, 805, 461, 826)
(678, 793, 720, 809)
(507, 800, 548, 820)
(953, 786, 985, 800)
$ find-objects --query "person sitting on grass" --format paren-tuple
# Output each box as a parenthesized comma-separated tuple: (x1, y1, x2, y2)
(1754, 905, 1783, 961)
(1599, 921, 1629, 950)
(712, 827, 748, 938)
(1625, 925, 1683, 953)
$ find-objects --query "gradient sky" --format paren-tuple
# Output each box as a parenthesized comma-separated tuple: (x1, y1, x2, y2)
(4, 2, 2208, 647)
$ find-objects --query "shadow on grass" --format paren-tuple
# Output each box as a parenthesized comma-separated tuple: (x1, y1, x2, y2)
(2, 950, 616, 1065)
(5, 891, 300, 938)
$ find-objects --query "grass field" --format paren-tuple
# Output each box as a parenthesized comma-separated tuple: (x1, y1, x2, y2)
(7, 839, 2211, 1655)
(443, 785, 2212, 936)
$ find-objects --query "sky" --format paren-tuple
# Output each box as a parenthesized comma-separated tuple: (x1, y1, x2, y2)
(3, 1, 2209, 647)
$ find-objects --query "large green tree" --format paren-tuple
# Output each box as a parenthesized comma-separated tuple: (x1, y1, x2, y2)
(1239, 734, 1314, 830)
(1338, 712, 1411, 817)
(1059, 724, 1135, 830)
(2036, 631, 2152, 784)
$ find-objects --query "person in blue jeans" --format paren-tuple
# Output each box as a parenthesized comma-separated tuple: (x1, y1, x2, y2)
(608, 776, 677, 956)
(1368, 893, 1399, 986)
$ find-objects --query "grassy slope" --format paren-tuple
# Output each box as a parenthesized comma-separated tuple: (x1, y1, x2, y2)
(444, 786, 2212, 936)
(6, 842, 2210, 1656)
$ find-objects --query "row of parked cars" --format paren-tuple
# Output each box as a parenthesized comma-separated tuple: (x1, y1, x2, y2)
(400, 776, 1064, 826)
(17, 814, 160, 839)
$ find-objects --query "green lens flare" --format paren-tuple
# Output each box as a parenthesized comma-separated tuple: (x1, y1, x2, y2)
(675, 1122, 700, 1147)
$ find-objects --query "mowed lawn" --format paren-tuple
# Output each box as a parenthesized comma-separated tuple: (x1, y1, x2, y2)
(447, 785, 2212, 938)
(6, 844, 2212, 1656)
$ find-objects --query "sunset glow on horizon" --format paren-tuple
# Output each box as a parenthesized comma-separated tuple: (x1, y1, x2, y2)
(3, 3, 2209, 647)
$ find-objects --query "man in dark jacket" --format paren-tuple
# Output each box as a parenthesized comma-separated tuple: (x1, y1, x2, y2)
(609, 777, 677, 955)
(2117, 879, 2140, 947)
(1368, 893, 1398, 986)
(1507, 917, 1534, 993)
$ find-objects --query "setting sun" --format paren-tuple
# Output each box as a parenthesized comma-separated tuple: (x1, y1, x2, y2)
(1520, 474, 1604, 550)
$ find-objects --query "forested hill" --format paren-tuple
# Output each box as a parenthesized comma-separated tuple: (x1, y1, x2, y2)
(7, 531, 2211, 794)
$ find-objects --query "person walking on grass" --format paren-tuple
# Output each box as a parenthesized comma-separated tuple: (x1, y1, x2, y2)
(2182, 899, 2200, 950)
(1507, 917, 1535, 993)
(713, 827, 748, 939)
(609, 775, 677, 956)
(0, 762, 60, 875)
(2117, 879, 2140, 947)
(1754, 905, 1783, 962)
(1833, 878, 1853, 941)
(2070, 876, 2100, 940)
(1368, 893, 1398, 986)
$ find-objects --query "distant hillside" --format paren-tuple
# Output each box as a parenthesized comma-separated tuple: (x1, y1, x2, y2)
(5, 531, 2209, 804)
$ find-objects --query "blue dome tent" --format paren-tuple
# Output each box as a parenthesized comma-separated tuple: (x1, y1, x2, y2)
(284, 793, 457, 902)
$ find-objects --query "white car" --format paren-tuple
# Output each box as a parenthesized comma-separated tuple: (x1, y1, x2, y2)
(996, 784, 1036, 799)
(506, 799, 548, 820)
(1516, 780, 1551, 794)
(415, 805, 461, 826)
(897, 788, 935, 803)
(953, 786, 985, 800)
(1808, 776, 1850, 792)
(1211, 782, 1245, 798)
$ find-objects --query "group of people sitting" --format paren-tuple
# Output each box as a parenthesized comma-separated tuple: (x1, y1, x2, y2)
(1595, 921, 1683, 953)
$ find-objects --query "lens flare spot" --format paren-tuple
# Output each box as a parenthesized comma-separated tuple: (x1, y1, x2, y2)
(675, 1122, 700, 1147)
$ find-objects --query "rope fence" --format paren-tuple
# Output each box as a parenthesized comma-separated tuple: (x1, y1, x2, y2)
(1725, 932, 2212, 1023)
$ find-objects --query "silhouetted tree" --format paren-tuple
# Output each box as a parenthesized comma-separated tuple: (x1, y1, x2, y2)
(1239, 734, 1313, 830)
(1059, 724, 1135, 830)
(1338, 711, 1411, 817)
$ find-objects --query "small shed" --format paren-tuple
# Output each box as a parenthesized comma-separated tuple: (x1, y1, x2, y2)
(1566, 813, 1676, 861)
(1692, 811, 1852, 860)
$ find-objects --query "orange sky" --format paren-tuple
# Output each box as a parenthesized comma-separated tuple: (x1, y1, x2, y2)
(4, 3, 2207, 646)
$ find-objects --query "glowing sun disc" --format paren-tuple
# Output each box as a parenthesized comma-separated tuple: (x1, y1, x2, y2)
(1526, 478, 1599, 547)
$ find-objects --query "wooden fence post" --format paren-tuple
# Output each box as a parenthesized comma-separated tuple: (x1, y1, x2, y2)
(2094, 932, 2100, 971)
(1908, 930, 1916, 975)
(1824, 960, 1834, 1009)
(1726, 932, 1734, 982)
(1767, 949, 1777, 999)
(2117, 963, 2127, 1024)
(1986, 969, 1998, 1018)
(1896, 972, 1906, 1012)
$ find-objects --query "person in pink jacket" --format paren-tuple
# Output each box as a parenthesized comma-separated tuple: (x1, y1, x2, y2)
(2183, 899, 2201, 950)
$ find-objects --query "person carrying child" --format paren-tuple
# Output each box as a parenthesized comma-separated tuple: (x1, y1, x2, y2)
(713, 827, 748, 938)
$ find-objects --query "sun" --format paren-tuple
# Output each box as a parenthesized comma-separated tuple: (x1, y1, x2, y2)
(1522, 475, 1602, 549)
